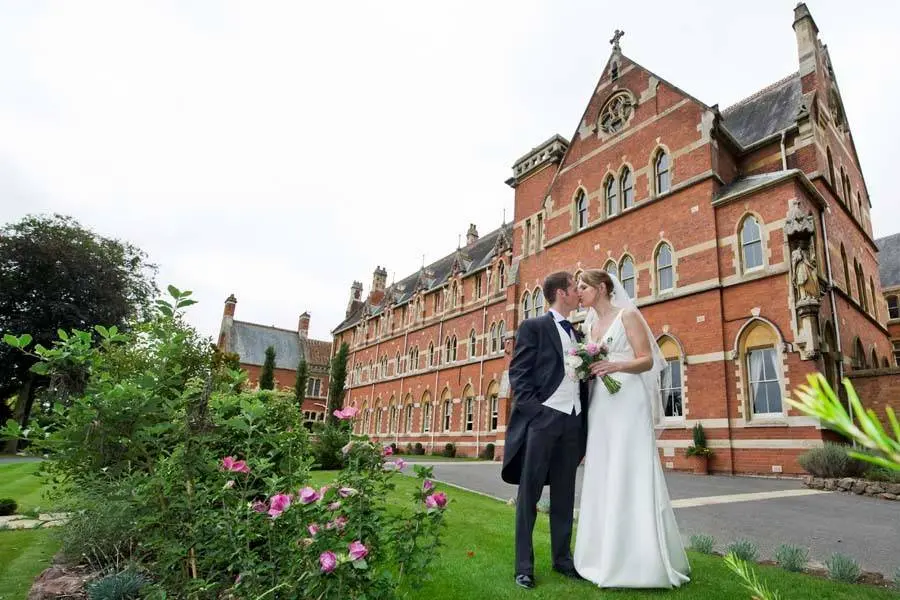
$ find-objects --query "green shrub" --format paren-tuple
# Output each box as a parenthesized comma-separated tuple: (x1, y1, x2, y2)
(413, 443, 425, 455)
(865, 465, 900, 483)
(685, 423, 713, 458)
(86, 568, 151, 600)
(479, 443, 495, 460)
(536, 498, 550, 514)
(726, 539, 759, 562)
(798, 443, 868, 478)
(689, 534, 715, 554)
(442, 443, 456, 458)
(405, 443, 414, 454)
(774, 544, 808, 572)
(826, 552, 860, 583)
(0, 498, 16, 516)
(310, 421, 351, 470)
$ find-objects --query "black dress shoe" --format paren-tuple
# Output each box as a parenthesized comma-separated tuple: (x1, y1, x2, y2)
(553, 566, 585, 580)
(515, 574, 535, 589)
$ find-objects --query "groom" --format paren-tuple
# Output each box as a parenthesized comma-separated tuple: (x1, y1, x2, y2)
(502, 271, 588, 589)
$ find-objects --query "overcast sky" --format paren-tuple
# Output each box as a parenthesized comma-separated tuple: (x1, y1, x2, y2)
(2, 1, 898, 342)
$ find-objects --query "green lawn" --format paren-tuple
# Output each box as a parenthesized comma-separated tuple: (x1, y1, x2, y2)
(0, 529, 59, 600)
(0, 463, 63, 600)
(2, 464, 895, 600)
(308, 470, 898, 599)
(0, 462, 55, 514)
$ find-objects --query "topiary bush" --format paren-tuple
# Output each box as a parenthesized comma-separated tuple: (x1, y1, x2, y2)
(442, 443, 456, 458)
(479, 443, 495, 460)
(413, 443, 425, 456)
(798, 442, 869, 478)
(0, 498, 16, 516)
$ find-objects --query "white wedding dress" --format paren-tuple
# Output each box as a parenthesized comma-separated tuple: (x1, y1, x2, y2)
(573, 309, 691, 588)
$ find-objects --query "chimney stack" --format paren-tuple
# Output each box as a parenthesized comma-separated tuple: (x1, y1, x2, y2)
(466, 223, 479, 246)
(298, 311, 310, 339)
(372, 266, 388, 292)
(224, 294, 237, 317)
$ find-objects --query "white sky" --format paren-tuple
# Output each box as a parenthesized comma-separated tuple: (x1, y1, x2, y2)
(2, 1, 898, 342)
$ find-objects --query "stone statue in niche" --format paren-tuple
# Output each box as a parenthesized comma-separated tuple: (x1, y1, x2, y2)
(783, 198, 823, 360)
(791, 242, 820, 302)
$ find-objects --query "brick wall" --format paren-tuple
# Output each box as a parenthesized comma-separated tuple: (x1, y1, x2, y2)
(846, 368, 900, 428)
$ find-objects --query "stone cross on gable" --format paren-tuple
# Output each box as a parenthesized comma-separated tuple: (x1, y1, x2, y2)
(610, 29, 624, 51)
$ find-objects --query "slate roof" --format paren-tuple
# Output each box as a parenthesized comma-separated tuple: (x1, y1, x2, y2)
(875, 233, 900, 289)
(713, 170, 797, 204)
(332, 223, 512, 334)
(231, 321, 302, 369)
(721, 73, 802, 149)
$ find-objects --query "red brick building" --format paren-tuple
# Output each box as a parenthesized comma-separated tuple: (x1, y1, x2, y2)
(876, 233, 900, 363)
(332, 4, 894, 474)
(217, 295, 332, 428)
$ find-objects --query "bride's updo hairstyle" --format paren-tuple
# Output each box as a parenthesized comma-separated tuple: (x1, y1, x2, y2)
(580, 269, 614, 299)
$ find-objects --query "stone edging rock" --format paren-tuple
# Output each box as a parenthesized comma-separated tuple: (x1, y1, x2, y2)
(802, 475, 900, 501)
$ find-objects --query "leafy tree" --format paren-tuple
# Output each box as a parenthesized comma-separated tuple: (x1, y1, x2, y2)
(294, 359, 308, 409)
(0, 214, 157, 451)
(259, 346, 276, 390)
(326, 342, 349, 425)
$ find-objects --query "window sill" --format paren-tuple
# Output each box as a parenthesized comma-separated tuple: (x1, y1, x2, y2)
(742, 416, 789, 427)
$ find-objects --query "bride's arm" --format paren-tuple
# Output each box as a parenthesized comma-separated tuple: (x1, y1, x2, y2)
(589, 310, 653, 376)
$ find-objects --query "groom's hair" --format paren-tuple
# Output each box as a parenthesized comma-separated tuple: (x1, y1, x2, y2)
(543, 271, 573, 305)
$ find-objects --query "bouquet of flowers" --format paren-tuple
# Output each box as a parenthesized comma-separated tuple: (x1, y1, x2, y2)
(563, 339, 621, 394)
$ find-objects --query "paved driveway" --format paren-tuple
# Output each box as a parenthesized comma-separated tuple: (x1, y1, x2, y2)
(402, 460, 900, 576)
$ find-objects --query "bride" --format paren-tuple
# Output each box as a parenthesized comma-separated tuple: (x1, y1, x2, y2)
(573, 269, 690, 588)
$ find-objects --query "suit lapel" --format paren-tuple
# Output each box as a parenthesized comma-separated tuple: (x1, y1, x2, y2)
(546, 313, 563, 358)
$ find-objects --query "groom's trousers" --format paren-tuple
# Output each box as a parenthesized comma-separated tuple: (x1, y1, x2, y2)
(515, 406, 582, 577)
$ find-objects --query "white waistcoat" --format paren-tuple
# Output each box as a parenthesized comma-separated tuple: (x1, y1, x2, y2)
(543, 319, 581, 415)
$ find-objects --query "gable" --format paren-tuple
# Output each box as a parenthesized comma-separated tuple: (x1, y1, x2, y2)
(557, 53, 712, 175)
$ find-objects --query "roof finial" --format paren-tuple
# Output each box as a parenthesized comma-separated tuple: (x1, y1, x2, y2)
(502, 207, 506, 225)
(457, 233, 461, 249)
(610, 29, 624, 52)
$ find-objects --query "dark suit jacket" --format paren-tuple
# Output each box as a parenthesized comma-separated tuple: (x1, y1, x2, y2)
(501, 312, 590, 485)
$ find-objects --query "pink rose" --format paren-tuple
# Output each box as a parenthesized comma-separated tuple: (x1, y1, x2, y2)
(585, 342, 600, 356)
(425, 492, 448, 509)
(308, 523, 319, 536)
(251, 500, 267, 513)
(327, 515, 348, 530)
(319, 551, 337, 573)
(334, 406, 359, 420)
(221, 456, 251, 474)
(338, 487, 358, 498)
(348, 540, 368, 561)
(383, 445, 394, 456)
(267, 493, 292, 518)
(299, 486, 320, 505)
(423, 479, 434, 492)
(567, 348, 578, 356)
(328, 501, 341, 511)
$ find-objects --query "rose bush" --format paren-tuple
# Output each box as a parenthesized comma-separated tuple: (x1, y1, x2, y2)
(2, 286, 447, 599)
